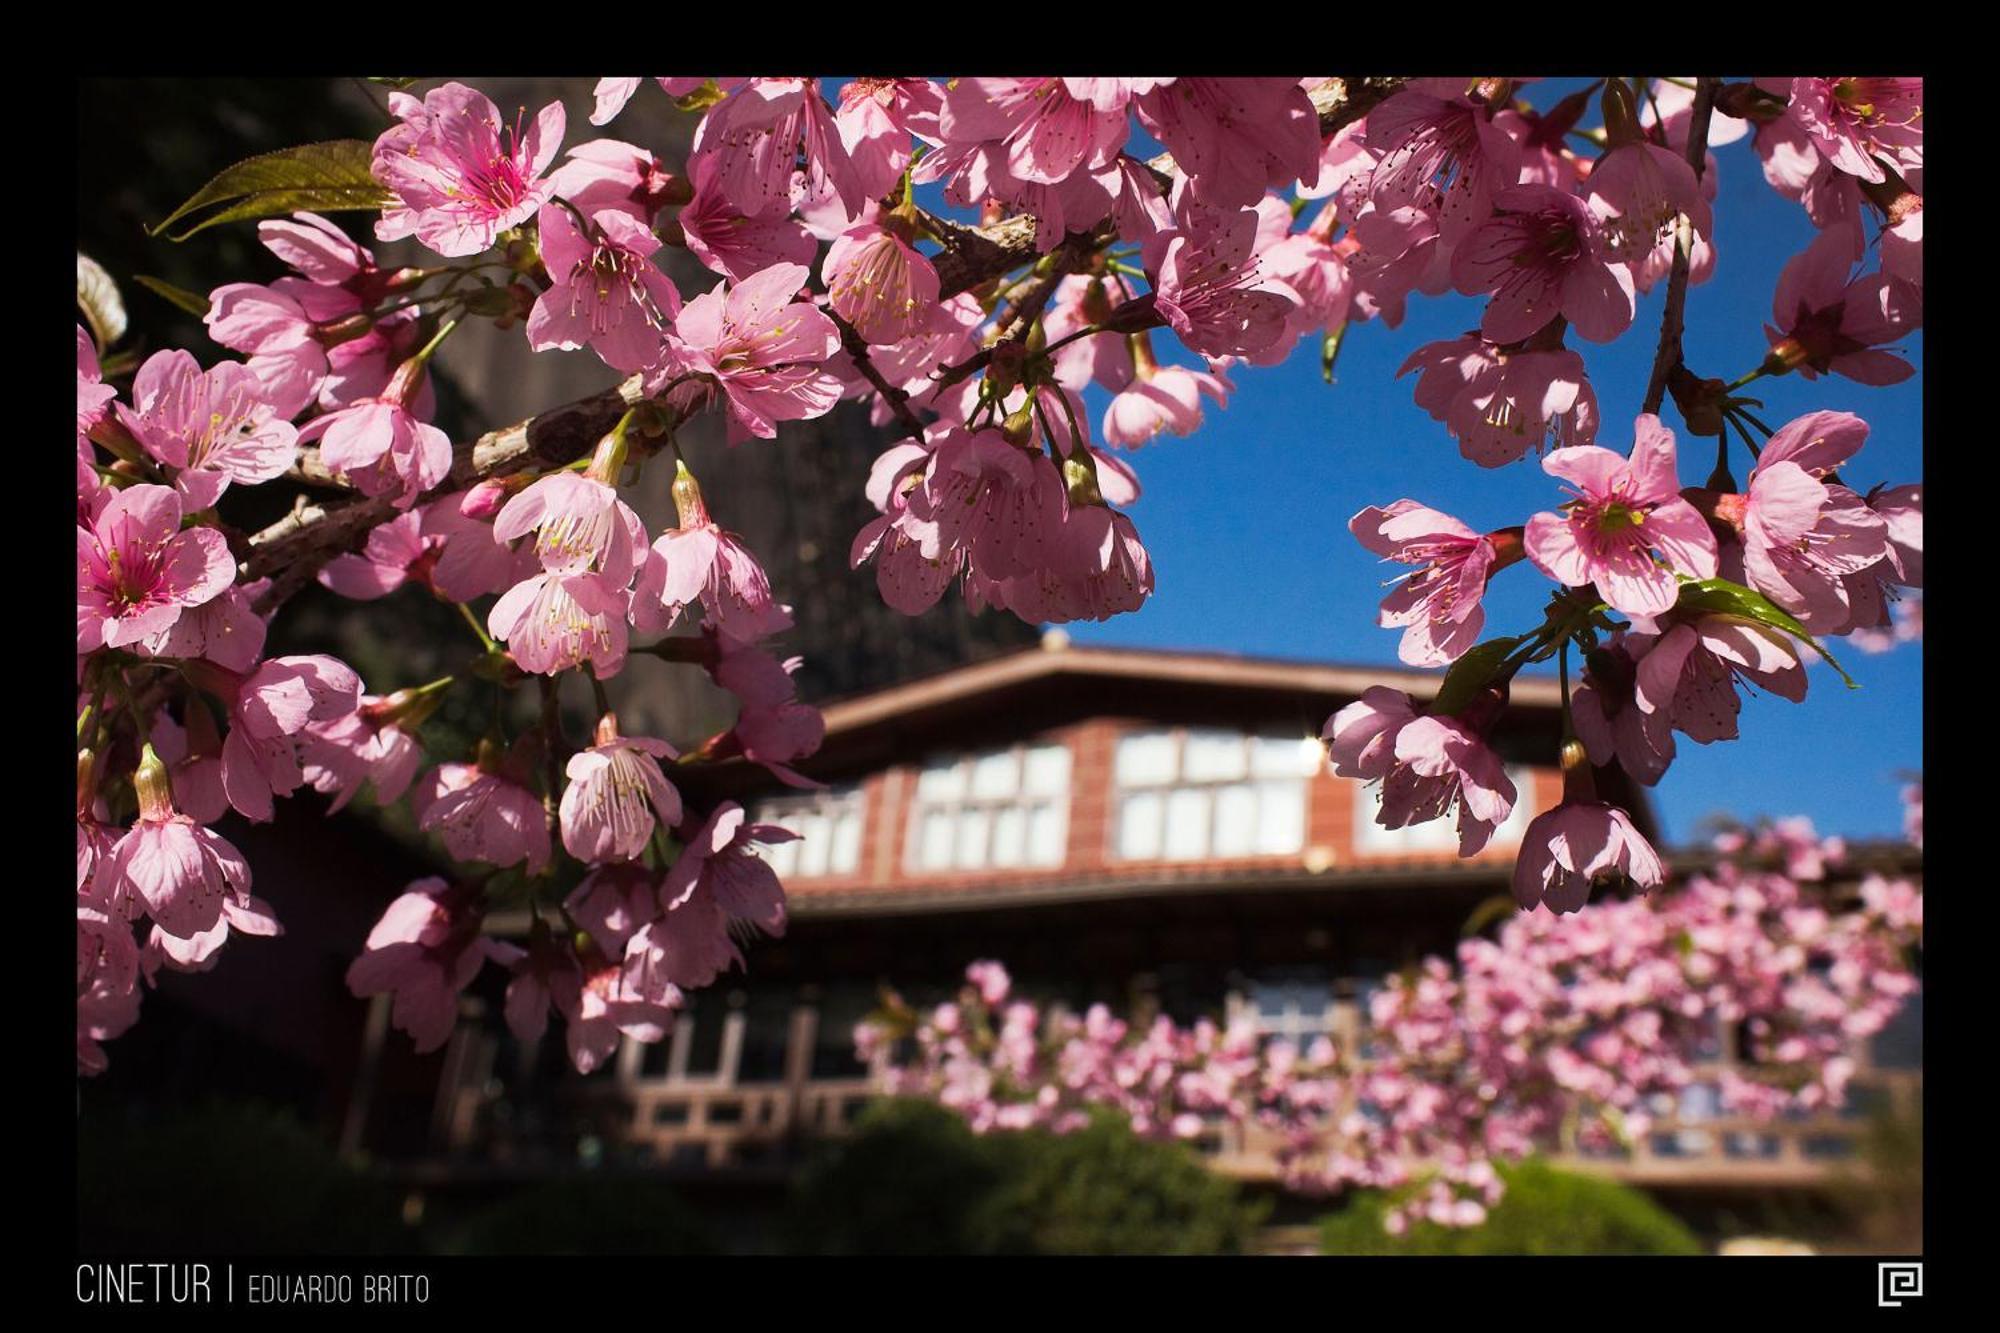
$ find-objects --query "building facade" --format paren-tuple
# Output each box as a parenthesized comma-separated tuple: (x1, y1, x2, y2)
(371, 638, 1919, 1200)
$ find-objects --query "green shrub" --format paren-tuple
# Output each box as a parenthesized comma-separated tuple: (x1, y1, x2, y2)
(77, 1099, 409, 1254)
(788, 1099, 1267, 1255)
(1317, 1158, 1703, 1256)
(448, 1177, 717, 1255)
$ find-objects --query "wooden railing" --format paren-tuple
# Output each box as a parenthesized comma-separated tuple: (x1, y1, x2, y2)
(431, 995, 1918, 1190)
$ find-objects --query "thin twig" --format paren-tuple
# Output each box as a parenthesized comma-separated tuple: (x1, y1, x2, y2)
(1641, 77, 1718, 417)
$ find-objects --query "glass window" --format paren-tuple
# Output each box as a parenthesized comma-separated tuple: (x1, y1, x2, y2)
(1164, 788, 1211, 859)
(1183, 729, 1248, 782)
(1119, 791, 1164, 860)
(1111, 727, 1312, 862)
(1115, 731, 1177, 787)
(750, 785, 867, 879)
(906, 742, 1071, 872)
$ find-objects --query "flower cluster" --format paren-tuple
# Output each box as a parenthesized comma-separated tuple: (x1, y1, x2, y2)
(874, 815, 1919, 1231)
(77, 74, 1922, 1085)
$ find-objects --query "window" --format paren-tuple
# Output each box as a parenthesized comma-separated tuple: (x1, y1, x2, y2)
(1246, 977, 1336, 1047)
(1350, 765, 1537, 855)
(753, 784, 867, 879)
(906, 742, 1071, 871)
(1112, 728, 1319, 861)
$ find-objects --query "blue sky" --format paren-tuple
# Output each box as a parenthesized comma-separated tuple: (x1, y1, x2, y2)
(1026, 85, 1923, 845)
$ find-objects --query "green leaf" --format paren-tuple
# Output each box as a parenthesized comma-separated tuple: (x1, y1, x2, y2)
(1429, 634, 1525, 717)
(150, 140, 389, 242)
(76, 252, 126, 350)
(1675, 577, 1858, 688)
(131, 274, 210, 319)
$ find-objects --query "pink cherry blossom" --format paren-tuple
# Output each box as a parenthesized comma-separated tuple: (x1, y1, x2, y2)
(1324, 687, 1516, 853)
(689, 78, 865, 221)
(624, 802, 794, 990)
(492, 471, 646, 583)
(1144, 204, 1301, 359)
(1364, 90, 1523, 246)
(1571, 633, 1676, 786)
(414, 761, 551, 875)
(372, 82, 565, 258)
(1350, 501, 1498, 667)
(300, 695, 425, 813)
(1512, 800, 1663, 914)
(1635, 614, 1807, 744)
(835, 78, 944, 201)
(1400, 335, 1599, 467)
(149, 708, 229, 824)
(937, 78, 1129, 193)
(346, 878, 521, 1052)
(673, 154, 819, 281)
(558, 722, 683, 864)
(823, 220, 940, 346)
(76, 484, 235, 654)
(78, 901, 142, 1075)
(710, 636, 825, 788)
(93, 748, 251, 940)
(527, 203, 682, 373)
(78, 325, 115, 449)
(1584, 140, 1715, 294)
(1723, 410, 1890, 630)
(1101, 356, 1230, 448)
(1787, 78, 1923, 185)
(632, 463, 791, 641)
(1766, 223, 1921, 385)
(294, 371, 452, 509)
(1134, 79, 1321, 209)
(549, 137, 689, 224)
(1450, 185, 1635, 344)
(1523, 415, 1718, 617)
(115, 350, 297, 509)
(488, 568, 630, 678)
(220, 654, 363, 821)
(139, 581, 268, 674)
(202, 282, 330, 418)
(650, 262, 842, 442)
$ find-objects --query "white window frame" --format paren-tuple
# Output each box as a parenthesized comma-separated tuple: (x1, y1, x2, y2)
(1109, 727, 1319, 863)
(752, 784, 868, 880)
(904, 741, 1072, 872)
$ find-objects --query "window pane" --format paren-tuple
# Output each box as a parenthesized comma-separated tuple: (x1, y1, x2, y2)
(970, 750, 1020, 799)
(991, 805, 1027, 867)
(1213, 783, 1258, 856)
(1022, 744, 1072, 795)
(955, 807, 993, 868)
(797, 810, 831, 877)
(1255, 780, 1306, 854)
(1118, 792, 1163, 860)
(1183, 729, 1248, 782)
(917, 759, 965, 800)
(917, 809, 954, 868)
(1163, 788, 1211, 860)
(1254, 734, 1323, 778)
(763, 834, 799, 878)
(1115, 731, 1177, 787)
(1027, 803, 1066, 865)
(829, 808, 863, 874)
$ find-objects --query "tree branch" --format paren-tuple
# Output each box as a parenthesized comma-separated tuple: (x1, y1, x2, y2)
(1641, 77, 1718, 417)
